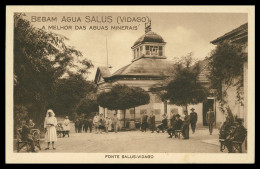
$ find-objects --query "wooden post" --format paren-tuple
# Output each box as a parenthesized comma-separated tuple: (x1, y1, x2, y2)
(164, 101, 167, 114)
(123, 109, 126, 127)
(134, 107, 136, 121)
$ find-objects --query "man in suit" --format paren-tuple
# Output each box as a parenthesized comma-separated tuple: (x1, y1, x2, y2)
(149, 111, 156, 133)
(141, 111, 148, 132)
(112, 114, 119, 133)
(78, 118, 83, 133)
(21, 119, 36, 152)
(87, 117, 93, 133)
(190, 108, 198, 134)
(74, 118, 79, 133)
(225, 118, 247, 153)
(182, 110, 190, 139)
(206, 108, 215, 135)
(83, 117, 89, 133)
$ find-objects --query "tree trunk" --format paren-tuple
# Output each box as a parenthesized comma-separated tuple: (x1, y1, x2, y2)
(123, 109, 126, 127)
(134, 107, 136, 121)
(164, 101, 167, 114)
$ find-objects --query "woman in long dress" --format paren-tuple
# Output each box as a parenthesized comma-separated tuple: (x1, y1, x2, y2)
(63, 116, 70, 137)
(182, 110, 190, 139)
(44, 109, 58, 150)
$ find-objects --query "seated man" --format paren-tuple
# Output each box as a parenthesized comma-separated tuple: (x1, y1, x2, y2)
(21, 119, 36, 152)
(219, 120, 233, 140)
(157, 114, 168, 133)
(167, 114, 177, 138)
(174, 114, 183, 138)
(225, 118, 247, 153)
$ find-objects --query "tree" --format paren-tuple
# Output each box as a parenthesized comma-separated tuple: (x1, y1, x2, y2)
(161, 54, 208, 111)
(75, 93, 99, 118)
(97, 84, 150, 127)
(53, 73, 97, 117)
(14, 105, 28, 131)
(14, 13, 93, 127)
(208, 42, 246, 106)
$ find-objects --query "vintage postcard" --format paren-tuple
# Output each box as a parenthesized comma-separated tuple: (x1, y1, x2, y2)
(6, 6, 255, 163)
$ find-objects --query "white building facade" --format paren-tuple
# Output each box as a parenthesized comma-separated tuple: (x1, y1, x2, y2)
(95, 28, 223, 130)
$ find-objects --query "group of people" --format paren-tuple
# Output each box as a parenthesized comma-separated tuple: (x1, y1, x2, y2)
(19, 107, 220, 152)
(74, 117, 93, 133)
(20, 109, 61, 152)
(219, 116, 247, 153)
(140, 107, 216, 140)
(92, 113, 119, 134)
(74, 113, 120, 134)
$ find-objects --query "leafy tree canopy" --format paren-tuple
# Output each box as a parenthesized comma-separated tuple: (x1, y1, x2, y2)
(13, 13, 94, 126)
(53, 73, 97, 117)
(75, 93, 99, 118)
(161, 53, 208, 107)
(208, 42, 246, 103)
(97, 84, 150, 111)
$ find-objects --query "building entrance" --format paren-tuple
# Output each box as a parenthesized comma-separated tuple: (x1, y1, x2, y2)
(203, 99, 215, 126)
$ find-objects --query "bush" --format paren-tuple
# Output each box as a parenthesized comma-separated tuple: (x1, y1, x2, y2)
(14, 105, 28, 130)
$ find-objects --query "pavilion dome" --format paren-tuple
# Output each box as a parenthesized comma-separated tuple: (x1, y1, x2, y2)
(132, 31, 165, 48)
(112, 58, 174, 77)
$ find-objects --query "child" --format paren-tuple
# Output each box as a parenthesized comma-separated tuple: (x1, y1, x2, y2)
(105, 117, 109, 133)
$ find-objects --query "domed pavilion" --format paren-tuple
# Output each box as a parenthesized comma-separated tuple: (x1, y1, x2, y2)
(94, 23, 214, 129)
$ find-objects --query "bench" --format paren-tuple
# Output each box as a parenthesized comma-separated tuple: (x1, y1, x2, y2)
(219, 133, 247, 153)
(174, 130, 182, 139)
(219, 139, 226, 152)
(16, 128, 41, 152)
(56, 123, 69, 137)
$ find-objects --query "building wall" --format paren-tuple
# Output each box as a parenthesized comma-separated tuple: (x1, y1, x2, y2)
(99, 91, 223, 129)
(222, 77, 244, 119)
(243, 61, 248, 128)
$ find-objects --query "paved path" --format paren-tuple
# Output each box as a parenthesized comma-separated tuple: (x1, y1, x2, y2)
(35, 128, 224, 153)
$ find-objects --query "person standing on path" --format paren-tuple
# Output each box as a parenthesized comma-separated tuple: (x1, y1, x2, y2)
(44, 109, 58, 150)
(78, 118, 83, 133)
(112, 114, 119, 133)
(149, 110, 156, 133)
(141, 111, 148, 132)
(105, 117, 110, 133)
(182, 110, 190, 139)
(74, 118, 79, 133)
(168, 110, 174, 128)
(63, 116, 70, 137)
(206, 108, 215, 135)
(98, 113, 105, 134)
(83, 117, 89, 133)
(190, 108, 198, 134)
(93, 113, 100, 134)
(108, 117, 112, 132)
(87, 117, 93, 133)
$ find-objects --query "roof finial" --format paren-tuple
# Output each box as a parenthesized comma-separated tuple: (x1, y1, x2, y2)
(145, 19, 151, 33)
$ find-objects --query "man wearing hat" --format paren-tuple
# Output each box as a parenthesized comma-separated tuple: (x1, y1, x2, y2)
(141, 111, 149, 132)
(63, 116, 70, 137)
(182, 110, 190, 139)
(98, 113, 105, 134)
(93, 113, 100, 134)
(149, 110, 156, 133)
(190, 108, 198, 134)
(112, 114, 119, 133)
(206, 107, 215, 135)
(225, 118, 247, 153)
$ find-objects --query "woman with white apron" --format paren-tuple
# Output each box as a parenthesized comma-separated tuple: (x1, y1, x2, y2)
(44, 109, 58, 150)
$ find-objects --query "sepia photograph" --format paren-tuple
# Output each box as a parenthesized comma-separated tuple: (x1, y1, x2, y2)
(5, 6, 255, 163)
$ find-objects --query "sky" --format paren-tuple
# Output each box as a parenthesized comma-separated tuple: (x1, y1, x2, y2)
(24, 12, 248, 81)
